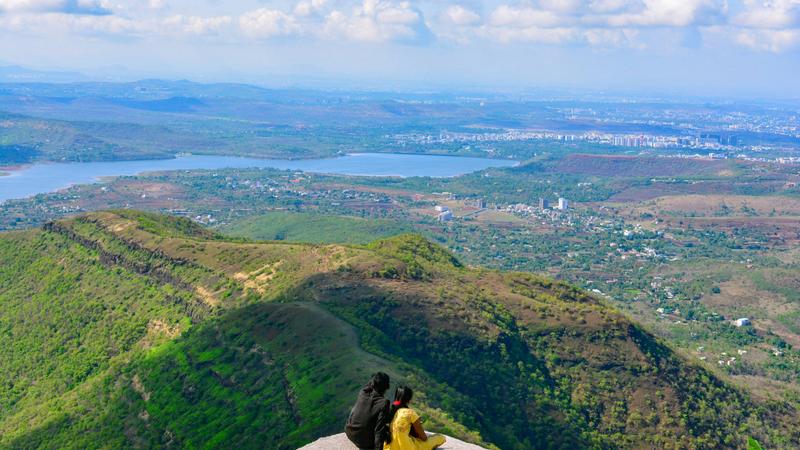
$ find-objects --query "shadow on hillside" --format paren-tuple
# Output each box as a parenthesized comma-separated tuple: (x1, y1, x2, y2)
(5, 301, 401, 450)
(282, 271, 588, 450)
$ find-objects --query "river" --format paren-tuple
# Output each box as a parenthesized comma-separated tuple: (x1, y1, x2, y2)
(0, 153, 517, 203)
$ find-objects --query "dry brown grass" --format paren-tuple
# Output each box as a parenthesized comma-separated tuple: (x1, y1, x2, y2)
(473, 210, 525, 225)
(730, 374, 800, 402)
(555, 154, 731, 177)
(635, 195, 800, 216)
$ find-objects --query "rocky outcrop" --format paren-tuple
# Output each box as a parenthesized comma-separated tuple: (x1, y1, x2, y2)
(297, 433, 487, 450)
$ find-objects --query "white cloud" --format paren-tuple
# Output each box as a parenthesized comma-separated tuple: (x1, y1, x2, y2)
(583, 27, 641, 46)
(0, 0, 111, 15)
(147, 0, 165, 10)
(588, 0, 637, 14)
(239, 8, 299, 38)
(164, 14, 232, 35)
(377, 6, 419, 24)
(475, 5, 578, 44)
(443, 5, 481, 26)
(0, 0, 434, 44)
(734, 0, 800, 28)
(0, 0, 798, 54)
(539, 0, 584, 13)
(454, 1, 739, 47)
(293, 0, 327, 17)
(603, 0, 727, 27)
(476, 2, 642, 46)
(737, 27, 800, 51)
(729, 0, 800, 52)
(322, 0, 432, 43)
(489, 5, 564, 28)
(482, 25, 579, 43)
(0, 11, 236, 37)
(0, 13, 142, 34)
(476, 23, 643, 47)
(483, 0, 728, 29)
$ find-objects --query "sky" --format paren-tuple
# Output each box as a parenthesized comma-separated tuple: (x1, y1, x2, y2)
(0, 0, 799, 97)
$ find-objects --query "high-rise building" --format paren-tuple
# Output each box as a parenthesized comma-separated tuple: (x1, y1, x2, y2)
(539, 198, 550, 210)
(698, 133, 721, 146)
(722, 135, 739, 146)
(558, 198, 569, 210)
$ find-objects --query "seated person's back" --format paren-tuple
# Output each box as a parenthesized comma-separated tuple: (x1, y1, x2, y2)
(384, 386, 445, 450)
(346, 372, 391, 450)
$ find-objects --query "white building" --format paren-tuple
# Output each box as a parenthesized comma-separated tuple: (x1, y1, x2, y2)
(734, 318, 751, 327)
(557, 198, 569, 210)
(438, 210, 453, 222)
(435, 205, 449, 212)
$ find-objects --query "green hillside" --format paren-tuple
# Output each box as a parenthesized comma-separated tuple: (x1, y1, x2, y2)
(222, 212, 413, 245)
(0, 211, 797, 449)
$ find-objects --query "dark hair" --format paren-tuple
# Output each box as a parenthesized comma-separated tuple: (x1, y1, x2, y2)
(384, 385, 414, 445)
(365, 372, 390, 395)
(388, 385, 413, 423)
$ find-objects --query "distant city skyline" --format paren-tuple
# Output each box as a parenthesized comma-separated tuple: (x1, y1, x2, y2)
(0, 0, 799, 98)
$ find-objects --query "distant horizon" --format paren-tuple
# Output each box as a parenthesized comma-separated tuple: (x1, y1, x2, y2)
(1, 1, 798, 100)
(1, 63, 799, 104)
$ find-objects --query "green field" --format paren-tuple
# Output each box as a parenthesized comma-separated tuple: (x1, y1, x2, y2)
(222, 212, 413, 244)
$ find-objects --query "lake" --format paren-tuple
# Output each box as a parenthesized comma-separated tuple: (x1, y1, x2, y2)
(0, 153, 517, 203)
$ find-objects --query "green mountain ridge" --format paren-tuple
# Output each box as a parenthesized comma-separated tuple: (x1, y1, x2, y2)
(0, 210, 796, 449)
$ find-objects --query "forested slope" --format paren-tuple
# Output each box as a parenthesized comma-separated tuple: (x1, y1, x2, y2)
(0, 211, 796, 449)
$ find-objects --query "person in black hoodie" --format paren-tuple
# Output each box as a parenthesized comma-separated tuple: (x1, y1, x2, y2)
(345, 372, 391, 450)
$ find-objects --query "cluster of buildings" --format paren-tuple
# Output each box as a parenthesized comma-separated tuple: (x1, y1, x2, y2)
(395, 130, 576, 145)
(507, 197, 570, 218)
(392, 129, 745, 151)
(434, 196, 570, 223)
(538, 197, 569, 211)
(616, 246, 660, 261)
(503, 197, 579, 229)
(611, 135, 677, 148)
(609, 133, 739, 149)
(435, 205, 453, 222)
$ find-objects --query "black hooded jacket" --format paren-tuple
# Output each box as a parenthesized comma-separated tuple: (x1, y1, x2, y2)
(345, 388, 390, 450)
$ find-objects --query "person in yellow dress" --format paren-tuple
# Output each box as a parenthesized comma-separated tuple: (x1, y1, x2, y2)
(383, 386, 446, 450)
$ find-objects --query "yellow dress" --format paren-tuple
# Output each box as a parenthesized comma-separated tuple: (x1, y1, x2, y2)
(383, 408, 446, 450)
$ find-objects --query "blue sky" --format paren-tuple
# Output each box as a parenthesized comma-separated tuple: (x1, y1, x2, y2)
(0, 0, 798, 97)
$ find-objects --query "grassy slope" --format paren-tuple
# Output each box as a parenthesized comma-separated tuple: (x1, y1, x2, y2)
(0, 211, 797, 449)
(3, 302, 477, 450)
(0, 227, 191, 420)
(0, 212, 483, 449)
(222, 212, 413, 245)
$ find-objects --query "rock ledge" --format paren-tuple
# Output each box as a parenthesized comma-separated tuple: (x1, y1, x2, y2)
(297, 432, 487, 450)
